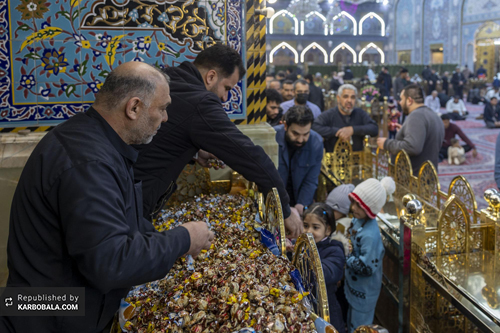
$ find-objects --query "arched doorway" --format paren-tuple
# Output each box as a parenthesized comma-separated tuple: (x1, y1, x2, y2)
(474, 22, 500, 80)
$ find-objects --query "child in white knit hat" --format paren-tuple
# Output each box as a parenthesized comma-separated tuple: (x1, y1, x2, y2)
(326, 184, 355, 236)
(344, 177, 395, 333)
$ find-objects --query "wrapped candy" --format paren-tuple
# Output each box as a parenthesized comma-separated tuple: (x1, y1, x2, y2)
(119, 194, 316, 333)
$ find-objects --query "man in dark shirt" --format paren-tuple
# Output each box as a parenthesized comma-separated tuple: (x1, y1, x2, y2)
(484, 96, 500, 128)
(304, 73, 324, 111)
(439, 113, 477, 161)
(2, 62, 214, 332)
(133, 44, 302, 238)
(451, 66, 466, 98)
(442, 71, 450, 96)
(427, 69, 439, 94)
(380, 66, 393, 97)
(265, 88, 283, 127)
(313, 84, 378, 152)
(275, 106, 323, 215)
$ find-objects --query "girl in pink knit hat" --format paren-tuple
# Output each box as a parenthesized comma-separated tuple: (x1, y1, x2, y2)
(344, 177, 395, 332)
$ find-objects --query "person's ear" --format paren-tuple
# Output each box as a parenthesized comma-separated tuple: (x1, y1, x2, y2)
(124, 97, 142, 120)
(283, 121, 288, 131)
(326, 225, 332, 236)
(205, 69, 218, 87)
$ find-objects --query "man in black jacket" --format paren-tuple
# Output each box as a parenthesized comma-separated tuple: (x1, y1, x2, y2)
(304, 73, 324, 111)
(265, 88, 283, 127)
(133, 44, 302, 237)
(451, 66, 466, 98)
(2, 62, 214, 332)
(312, 84, 379, 152)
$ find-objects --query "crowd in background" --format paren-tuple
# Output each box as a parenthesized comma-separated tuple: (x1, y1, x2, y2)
(266, 64, 500, 168)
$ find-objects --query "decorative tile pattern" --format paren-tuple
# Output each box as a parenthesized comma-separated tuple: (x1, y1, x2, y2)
(1, 0, 245, 126)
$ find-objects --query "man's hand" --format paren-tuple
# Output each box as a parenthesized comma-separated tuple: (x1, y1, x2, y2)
(295, 204, 304, 216)
(395, 123, 402, 131)
(181, 222, 215, 257)
(472, 148, 478, 158)
(377, 137, 387, 150)
(284, 208, 303, 239)
(336, 126, 354, 142)
(194, 149, 226, 170)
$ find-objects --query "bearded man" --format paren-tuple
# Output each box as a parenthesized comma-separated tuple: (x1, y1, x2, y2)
(275, 105, 323, 215)
(377, 84, 444, 174)
(312, 84, 378, 152)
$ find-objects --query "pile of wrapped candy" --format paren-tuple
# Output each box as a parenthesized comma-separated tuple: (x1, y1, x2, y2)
(119, 193, 316, 333)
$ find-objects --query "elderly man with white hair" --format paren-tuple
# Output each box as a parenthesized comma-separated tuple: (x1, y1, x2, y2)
(313, 84, 378, 152)
(425, 90, 441, 114)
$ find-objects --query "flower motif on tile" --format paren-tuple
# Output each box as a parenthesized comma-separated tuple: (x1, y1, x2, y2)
(97, 34, 113, 48)
(0, 108, 10, 120)
(20, 75, 35, 89)
(39, 85, 52, 100)
(41, 48, 69, 75)
(128, 8, 140, 21)
(158, 12, 169, 23)
(0, 25, 6, 38)
(16, 0, 50, 20)
(73, 34, 91, 49)
(86, 79, 102, 94)
(157, 42, 182, 58)
(132, 36, 151, 54)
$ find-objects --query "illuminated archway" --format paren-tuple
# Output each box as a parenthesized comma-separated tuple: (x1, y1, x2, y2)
(331, 11, 357, 36)
(359, 12, 385, 36)
(269, 10, 299, 35)
(359, 43, 385, 63)
(300, 42, 328, 64)
(302, 11, 327, 35)
(270, 42, 299, 63)
(330, 42, 357, 63)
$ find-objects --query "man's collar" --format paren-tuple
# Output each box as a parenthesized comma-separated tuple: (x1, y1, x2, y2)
(86, 107, 139, 163)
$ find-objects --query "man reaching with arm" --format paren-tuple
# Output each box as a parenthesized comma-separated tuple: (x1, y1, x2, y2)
(133, 44, 302, 238)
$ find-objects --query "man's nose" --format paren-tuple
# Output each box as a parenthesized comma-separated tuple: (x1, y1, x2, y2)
(162, 111, 168, 123)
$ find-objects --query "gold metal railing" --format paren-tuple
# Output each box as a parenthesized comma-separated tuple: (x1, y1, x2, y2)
(320, 138, 500, 332)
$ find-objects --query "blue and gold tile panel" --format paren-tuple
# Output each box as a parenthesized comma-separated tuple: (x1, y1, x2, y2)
(1, 0, 245, 127)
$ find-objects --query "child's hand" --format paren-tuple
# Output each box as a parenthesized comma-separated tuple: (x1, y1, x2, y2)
(286, 238, 295, 252)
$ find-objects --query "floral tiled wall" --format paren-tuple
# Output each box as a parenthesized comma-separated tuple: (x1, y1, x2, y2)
(0, 0, 246, 127)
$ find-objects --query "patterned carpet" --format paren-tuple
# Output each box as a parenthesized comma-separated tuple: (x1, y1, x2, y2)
(437, 102, 500, 209)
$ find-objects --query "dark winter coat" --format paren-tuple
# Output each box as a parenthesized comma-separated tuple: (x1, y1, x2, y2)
(4, 107, 190, 332)
(133, 61, 291, 220)
(316, 237, 347, 333)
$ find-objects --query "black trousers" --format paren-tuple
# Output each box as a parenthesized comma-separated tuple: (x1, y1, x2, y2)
(439, 144, 472, 161)
(454, 85, 464, 98)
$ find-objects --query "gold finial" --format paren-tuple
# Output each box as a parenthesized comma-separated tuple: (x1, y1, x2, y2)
(490, 193, 500, 218)
(402, 194, 416, 208)
(484, 188, 498, 213)
(406, 199, 423, 218)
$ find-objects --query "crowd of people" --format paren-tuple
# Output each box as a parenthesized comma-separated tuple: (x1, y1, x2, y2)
(2, 39, 497, 333)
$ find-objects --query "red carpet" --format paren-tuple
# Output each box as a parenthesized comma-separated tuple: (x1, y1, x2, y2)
(437, 102, 499, 209)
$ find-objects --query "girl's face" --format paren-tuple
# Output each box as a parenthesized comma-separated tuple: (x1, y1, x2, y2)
(350, 201, 368, 220)
(303, 214, 331, 243)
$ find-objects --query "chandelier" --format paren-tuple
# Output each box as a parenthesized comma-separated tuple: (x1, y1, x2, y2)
(286, 0, 322, 22)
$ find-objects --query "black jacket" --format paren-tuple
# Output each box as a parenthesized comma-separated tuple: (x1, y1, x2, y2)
(484, 103, 500, 123)
(312, 107, 379, 152)
(133, 62, 291, 219)
(451, 72, 466, 88)
(316, 238, 346, 333)
(5, 108, 190, 332)
(308, 83, 325, 111)
(330, 78, 342, 91)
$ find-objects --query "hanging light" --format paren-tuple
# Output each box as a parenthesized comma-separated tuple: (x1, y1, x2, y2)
(287, 0, 322, 22)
